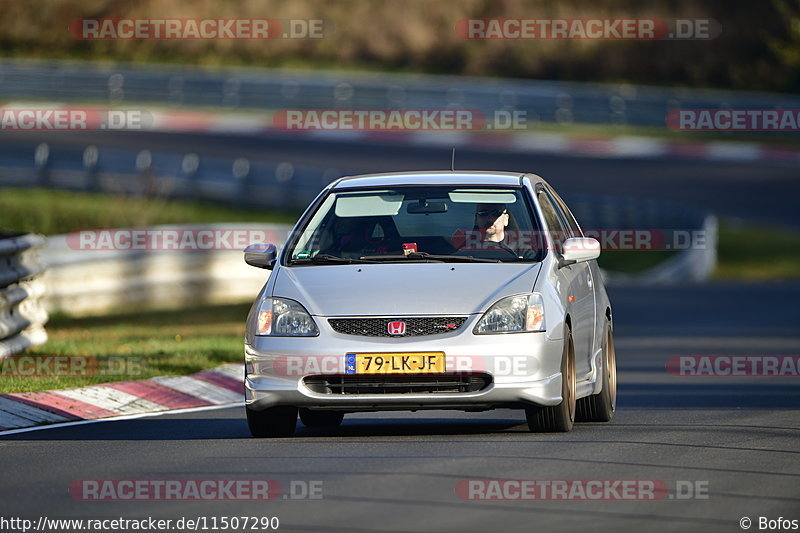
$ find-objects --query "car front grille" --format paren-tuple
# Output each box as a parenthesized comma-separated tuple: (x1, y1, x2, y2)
(303, 374, 492, 395)
(328, 317, 468, 337)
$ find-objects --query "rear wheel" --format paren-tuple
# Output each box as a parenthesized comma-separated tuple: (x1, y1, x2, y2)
(299, 408, 345, 428)
(576, 321, 616, 422)
(526, 325, 576, 432)
(246, 406, 298, 438)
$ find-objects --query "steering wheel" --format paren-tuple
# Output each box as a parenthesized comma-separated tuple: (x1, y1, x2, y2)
(455, 239, 520, 259)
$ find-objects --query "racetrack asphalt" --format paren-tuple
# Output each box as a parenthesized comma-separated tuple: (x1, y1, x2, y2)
(1, 282, 798, 533)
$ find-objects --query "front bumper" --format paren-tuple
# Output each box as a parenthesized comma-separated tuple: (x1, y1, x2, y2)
(244, 316, 565, 412)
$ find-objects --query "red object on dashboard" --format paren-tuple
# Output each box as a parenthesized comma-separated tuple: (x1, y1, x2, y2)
(402, 242, 418, 255)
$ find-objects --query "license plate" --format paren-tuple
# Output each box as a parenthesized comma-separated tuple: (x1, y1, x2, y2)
(345, 352, 446, 374)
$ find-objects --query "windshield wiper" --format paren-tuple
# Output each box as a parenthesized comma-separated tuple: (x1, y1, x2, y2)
(360, 252, 501, 263)
(290, 254, 376, 265)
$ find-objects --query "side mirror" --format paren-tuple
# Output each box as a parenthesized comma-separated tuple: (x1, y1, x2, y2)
(560, 237, 600, 265)
(244, 243, 277, 270)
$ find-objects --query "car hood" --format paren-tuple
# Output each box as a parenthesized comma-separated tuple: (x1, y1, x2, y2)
(272, 262, 542, 316)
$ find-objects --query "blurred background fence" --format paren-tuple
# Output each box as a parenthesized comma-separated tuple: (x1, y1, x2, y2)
(2, 59, 800, 126)
(2, 58, 794, 214)
(0, 140, 333, 211)
(1, 58, 724, 326)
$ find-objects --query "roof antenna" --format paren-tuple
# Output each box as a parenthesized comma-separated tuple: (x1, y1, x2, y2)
(450, 148, 456, 171)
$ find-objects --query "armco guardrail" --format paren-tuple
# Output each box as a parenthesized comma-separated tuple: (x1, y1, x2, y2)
(0, 233, 48, 357)
(0, 141, 334, 211)
(600, 215, 718, 285)
(2, 58, 800, 127)
(42, 224, 291, 316)
(567, 194, 717, 285)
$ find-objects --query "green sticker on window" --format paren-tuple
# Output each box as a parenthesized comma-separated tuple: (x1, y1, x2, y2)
(297, 251, 312, 258)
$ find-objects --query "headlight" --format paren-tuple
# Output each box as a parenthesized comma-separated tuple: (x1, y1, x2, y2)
(473, 293, 545, 334)
(256, 297, 319, 336)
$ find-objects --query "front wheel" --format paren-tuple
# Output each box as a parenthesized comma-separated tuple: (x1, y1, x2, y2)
(526, 325, 576, 432)
(246, 406, 298, 437)
(576, 321, 616, 422)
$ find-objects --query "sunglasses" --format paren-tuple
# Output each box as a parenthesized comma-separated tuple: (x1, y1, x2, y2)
(476, 209, 507, 217)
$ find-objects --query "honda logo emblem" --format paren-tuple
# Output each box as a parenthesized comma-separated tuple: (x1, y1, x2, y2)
(387, 321, 406, 335)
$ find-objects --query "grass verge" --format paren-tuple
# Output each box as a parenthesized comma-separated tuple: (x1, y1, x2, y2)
(0, 187, 299, 236)
(714, 221, 800, 280)
(0, 304, 249, 394)
(597, 250, 677, 274)
(597, 221, 800, 278)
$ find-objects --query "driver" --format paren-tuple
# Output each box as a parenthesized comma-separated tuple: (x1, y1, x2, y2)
(451, 203, 536, 259)
(474, 203, 510, 243)
(451, 203, 515, 254)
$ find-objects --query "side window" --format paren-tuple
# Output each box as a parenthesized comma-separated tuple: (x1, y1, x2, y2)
(537, 191, 568, 253)
(546, 186, 583, 237)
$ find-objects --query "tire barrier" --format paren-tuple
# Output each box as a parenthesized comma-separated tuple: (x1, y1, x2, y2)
(0, 233, 48, 357)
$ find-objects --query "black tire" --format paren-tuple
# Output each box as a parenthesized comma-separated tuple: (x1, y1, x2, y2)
(246, 406, 298, 438)
(576, 321, 617, 423)
(526, 325, 576, 433)
(299, 408, 345, 428)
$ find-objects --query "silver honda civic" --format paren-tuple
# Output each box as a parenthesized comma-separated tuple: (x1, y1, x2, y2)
(243, 171, 616, 437)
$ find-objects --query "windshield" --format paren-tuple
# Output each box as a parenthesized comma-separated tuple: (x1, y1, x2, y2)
(286, 186, 545, 264)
